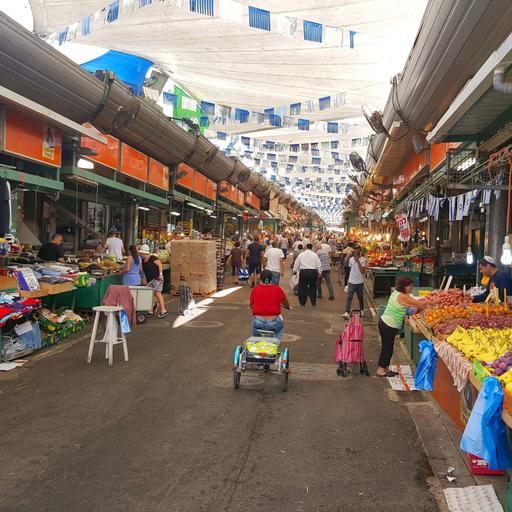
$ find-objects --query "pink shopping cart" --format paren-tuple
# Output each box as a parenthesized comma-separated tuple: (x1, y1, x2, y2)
(335, 310, 369, 377)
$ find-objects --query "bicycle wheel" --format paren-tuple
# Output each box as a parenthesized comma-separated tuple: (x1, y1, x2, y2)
(233, 369, 241, 389)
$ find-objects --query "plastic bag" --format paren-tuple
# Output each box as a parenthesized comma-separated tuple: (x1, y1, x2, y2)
(460, 377, 512, 470)
(414, 340, 438, 391)
(119, 310, 131, 334)
(289, 273, 299, 291)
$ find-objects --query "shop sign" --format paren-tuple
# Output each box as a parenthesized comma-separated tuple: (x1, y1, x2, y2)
(205, 179, 217, 200)
(251, 194, 261, 210)
(148, 158, 169, 190)
(121, 144, 148, 181)
(82, 124, 120, 170)
(0, 107, 62, 167)
(395, 212, 410, 241)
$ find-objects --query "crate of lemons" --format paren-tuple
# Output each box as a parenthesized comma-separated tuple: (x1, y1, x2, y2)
(447, 326, 512, 393)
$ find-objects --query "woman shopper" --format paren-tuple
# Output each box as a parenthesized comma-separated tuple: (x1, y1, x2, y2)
(377, 277, 424, 377)
(226, 241, 244, 284)
(139, 244, 168, 319)
(343, 247, 367, 319)
(249, 269, 291, 340)
(122, 245, 143, 286)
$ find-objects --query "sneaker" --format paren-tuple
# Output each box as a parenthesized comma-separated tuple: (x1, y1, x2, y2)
(158, 311, 169, 319)
(342, 312, 350, 320)
(328, 296, 335, 301)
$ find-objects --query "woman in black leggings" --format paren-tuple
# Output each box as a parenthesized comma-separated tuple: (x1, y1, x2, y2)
(377, 277, 424, 377)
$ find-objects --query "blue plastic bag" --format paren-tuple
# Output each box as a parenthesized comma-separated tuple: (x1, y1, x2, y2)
(119, 310, 131, 334)
(460, 377, 512, 470)
(414, 340, 438, 391)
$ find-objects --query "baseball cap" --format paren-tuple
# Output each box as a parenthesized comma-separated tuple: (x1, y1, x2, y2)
(483, 255, 496, 265)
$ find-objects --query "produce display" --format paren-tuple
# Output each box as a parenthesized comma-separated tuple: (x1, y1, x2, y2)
(422, 288, 473, 308)
(423, 303, 512, 338)
(415, 285, 512, 415)
(447, 327, 512, 363)
(79, 259, 122, 275)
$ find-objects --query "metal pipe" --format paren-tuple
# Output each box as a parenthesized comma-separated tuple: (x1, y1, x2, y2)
(0, 12, 267, 196)
(493, 66, 512, 94)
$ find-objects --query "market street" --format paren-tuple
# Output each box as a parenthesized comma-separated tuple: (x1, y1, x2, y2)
(0, 284, 438, 512)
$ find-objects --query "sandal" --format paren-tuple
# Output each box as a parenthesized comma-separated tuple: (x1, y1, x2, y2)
(376, 370, 399, 378)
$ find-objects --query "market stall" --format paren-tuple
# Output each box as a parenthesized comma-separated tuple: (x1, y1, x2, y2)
(405, 288, 512, 474)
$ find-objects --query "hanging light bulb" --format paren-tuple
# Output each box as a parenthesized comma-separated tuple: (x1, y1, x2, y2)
(502, 235, 512, 265)
(466, 246, 474, 265)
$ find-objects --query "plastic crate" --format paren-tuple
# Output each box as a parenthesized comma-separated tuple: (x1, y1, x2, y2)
(467, 453, 504, 475)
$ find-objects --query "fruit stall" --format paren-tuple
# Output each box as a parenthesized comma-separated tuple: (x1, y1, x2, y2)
(407, 288, 512, 436)
(367, 247, 435, 296)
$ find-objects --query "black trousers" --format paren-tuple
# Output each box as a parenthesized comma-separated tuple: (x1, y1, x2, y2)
(378, 318, 399, 368)
(298, 269, 318, 306)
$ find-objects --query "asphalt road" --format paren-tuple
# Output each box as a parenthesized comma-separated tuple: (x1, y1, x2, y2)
(0, 278, 438, 512)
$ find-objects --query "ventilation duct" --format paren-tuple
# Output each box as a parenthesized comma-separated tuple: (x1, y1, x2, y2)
(0, 13, 265, 195)
(493, 66, 512, 94)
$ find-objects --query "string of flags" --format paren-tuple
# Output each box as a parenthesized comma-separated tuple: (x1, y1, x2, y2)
(200, 93, 347, 130)
(47, 0, 365, 50)
(213, 134, 343, 153)
(406, 189, 494, 222)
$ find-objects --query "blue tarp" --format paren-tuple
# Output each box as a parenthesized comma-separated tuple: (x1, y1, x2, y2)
(81, 50, 153, 95)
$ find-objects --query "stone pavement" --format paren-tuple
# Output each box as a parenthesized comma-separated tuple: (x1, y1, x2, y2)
(0, 272, 441, 511)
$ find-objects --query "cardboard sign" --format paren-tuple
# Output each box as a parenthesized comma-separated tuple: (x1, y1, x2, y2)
(395, 213, 410, 241)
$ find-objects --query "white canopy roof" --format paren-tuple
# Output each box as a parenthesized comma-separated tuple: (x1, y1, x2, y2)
(28, 0, 428, 221)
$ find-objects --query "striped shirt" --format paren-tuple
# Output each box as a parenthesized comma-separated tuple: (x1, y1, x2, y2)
(317, 249, 331, 272)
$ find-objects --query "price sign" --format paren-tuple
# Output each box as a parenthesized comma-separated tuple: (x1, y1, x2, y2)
(395, 213, 410, 241)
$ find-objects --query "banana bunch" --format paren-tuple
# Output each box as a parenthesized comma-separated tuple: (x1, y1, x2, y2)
(447, 327, 512, 362)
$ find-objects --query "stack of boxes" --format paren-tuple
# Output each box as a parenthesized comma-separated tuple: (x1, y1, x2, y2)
(171, 240, 217, 295)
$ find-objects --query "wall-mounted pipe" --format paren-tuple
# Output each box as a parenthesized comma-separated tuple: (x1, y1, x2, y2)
(493, 66, 512, 94)
(0, 12, 276, 201)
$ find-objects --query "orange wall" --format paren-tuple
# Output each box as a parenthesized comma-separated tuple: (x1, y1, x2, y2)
(178, 163, 217, 200)
(121, 144, 148, 181)
(82, 123, 120, 170)
(148, 158, 169, 191)
(395, 142, 458, 191)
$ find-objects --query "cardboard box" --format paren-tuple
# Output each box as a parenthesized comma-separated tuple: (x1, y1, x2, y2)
(0, 275, 17, 290)
(39, 281, 75, 295)
(19, 289, 49, 298)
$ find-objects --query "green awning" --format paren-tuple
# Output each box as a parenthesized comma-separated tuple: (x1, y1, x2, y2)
(61, 167, 168, 206)
(0, 166, 63, 192)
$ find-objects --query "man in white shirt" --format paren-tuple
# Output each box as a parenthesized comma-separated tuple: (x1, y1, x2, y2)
(263, 241, 285, 285)
(104, 231, 124, 260)
(343, 247, 367, 319)
(293, 243, 322, 306)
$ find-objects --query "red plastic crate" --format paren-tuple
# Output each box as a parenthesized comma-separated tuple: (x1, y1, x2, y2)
(467, 453, 504, 475)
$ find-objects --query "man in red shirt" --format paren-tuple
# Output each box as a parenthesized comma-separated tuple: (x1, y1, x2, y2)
(250, 269, 291, 340)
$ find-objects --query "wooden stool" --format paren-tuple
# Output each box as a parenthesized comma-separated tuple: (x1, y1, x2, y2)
(87, 305, 128, 365)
